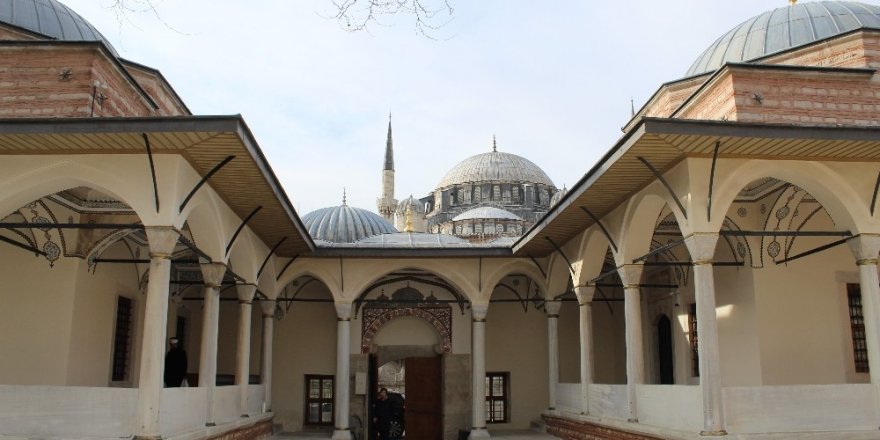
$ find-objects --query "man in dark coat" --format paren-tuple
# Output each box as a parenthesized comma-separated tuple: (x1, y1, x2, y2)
(372, 388, 392, 439)
(164, 337, 187, 387)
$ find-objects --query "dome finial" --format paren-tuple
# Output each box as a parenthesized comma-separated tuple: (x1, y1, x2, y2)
(789, 0, 797, 5)
(492, 134, 497, 152)
(342, 187, 347, 206)
(404, 203, 415, 233)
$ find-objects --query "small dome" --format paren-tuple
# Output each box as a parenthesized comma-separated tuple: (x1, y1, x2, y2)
(452, 206, 523, 222)
(437, 150, 554, 189)
(396, 195, 423, 214)
(0, 0, 118, 55)
(302, 204, 397, 243)
(550, 186, 568, 207)
(687, 1, 880, 77)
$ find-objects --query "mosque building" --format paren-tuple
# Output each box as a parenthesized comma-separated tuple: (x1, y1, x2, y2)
(6, 1, 880, 440)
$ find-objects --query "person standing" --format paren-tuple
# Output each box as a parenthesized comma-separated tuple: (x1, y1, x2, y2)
(164, 337, 187, 387)
(372, 388, 392, 439)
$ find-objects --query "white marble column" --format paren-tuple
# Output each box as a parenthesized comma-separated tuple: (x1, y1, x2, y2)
(686, 233, 726, 436)
(198, 262, 225, 426)
(619, 264, 644, 423)
(545, 300, 562, 412)
(848, 235, 880, 409)
(236, 284, 257, 418)
(575, 285, 596, 415)
(260, 299, 276, 413)
(134, 227, 179, 440)
(470, 303, 490, 439)
(331, 303, 353, 440)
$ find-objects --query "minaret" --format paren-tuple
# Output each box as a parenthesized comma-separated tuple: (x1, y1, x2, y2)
(376, 114, 398, 222)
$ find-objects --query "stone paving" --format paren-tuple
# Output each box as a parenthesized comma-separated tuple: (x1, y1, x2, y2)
(273, 430, 556, 440)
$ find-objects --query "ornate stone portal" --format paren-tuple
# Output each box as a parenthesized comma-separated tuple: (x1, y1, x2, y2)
(361, 303, 452, 353)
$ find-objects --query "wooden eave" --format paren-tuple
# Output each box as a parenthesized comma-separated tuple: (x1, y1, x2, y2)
(513, 118, 880, 257)
(0, 116, 314, 256)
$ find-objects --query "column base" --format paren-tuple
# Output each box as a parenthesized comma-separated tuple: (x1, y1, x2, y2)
(469, 427, 491, 439)
(700, 430, 728, 436)
(331, 429, 352, 440)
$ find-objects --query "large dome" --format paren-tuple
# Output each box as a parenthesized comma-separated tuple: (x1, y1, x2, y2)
(437, 150, 554, 189)
(302, 204, 397, 243)
(686, 1, 880, 77)
(0, 0, 117, 55)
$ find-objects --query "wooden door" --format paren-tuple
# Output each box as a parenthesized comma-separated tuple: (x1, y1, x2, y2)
(404, 356, 442, 440)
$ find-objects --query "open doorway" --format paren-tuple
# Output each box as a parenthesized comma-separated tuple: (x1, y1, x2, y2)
(369, 354, 442, 440)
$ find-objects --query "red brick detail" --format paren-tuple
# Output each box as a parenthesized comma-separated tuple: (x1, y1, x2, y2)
(361, 304, 452, 353)
(205, 418, 273, 440)
(543, 415, 666, 440)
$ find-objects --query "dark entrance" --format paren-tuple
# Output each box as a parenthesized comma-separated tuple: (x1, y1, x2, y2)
(369, 355, 442, 440)
(658, 314, 674, 384)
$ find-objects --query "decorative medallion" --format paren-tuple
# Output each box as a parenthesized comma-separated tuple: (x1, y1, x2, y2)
(737, 207, 747, 218)
(32, 216, 51, 232)
(767, 240, 781, 258)
(760, 204, 767, 214)
(775, 206, 790, 220)
(43, 241, 60, 265)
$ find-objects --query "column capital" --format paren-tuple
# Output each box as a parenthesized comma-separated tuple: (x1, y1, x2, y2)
(684, 232, 720, 264)
(200, 262, 227, 288)
(145, 226, 180, 259)
(545, 299, 562, 316)
(335, 302, 353, 321)
(471, 303, 489, 321)
(618, 263, 644, 288)
(575, 285, 596, 304)
(236, 284, 257, 302)
(260, 299, 277, 316)
(848, 234, 880, 263)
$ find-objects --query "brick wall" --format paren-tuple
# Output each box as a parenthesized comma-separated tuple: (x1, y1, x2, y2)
(676, 74, 737, 121)
(206, 419, 273, 440)
(0, 44, 184, 118)
(543, 415, 665, 440)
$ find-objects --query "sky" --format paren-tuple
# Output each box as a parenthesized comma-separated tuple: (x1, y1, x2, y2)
(59, 0, 849, 215)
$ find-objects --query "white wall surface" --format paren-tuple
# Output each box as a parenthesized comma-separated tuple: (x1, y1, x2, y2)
(723, 384, 878, 433)
(0, 385, 136, 437)
(637, 384, 701, 431)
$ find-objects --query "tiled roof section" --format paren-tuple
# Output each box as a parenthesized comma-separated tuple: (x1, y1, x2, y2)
(302, 205, 397, 243)
(0, 0, 118, 55)
(452, 206, 523, 222)
(437, 151, 555, 189)
(686, 1, 880, 76)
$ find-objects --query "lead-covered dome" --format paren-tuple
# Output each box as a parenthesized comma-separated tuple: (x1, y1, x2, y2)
(302, 204, 397, 243)
(687, 1, 880, 77)
(437, 150, 555, 189)
(0, 0, 118, 55)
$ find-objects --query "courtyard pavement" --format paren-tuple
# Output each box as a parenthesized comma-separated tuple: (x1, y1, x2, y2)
(273, 430, 556, 440)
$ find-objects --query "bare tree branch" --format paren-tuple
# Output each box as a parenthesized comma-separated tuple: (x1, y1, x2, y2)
(331, 0, 454, 38)
(105, 0, 189, 35)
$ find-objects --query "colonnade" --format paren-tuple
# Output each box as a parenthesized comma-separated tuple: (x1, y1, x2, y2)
(133, 227, 276, 439)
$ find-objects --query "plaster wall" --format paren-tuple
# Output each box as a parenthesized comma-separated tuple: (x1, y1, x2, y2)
(485, 302, 549, 429)
(216, 299, 263, 377)
(271, 302, 337, 432)
(592, 299, 626, 384)
(0, 246, 78, 384)
(66, 242, 143, 386)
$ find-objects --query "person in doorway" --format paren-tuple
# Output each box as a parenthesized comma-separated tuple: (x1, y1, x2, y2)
(163, 337, 187, 387)
(372, 388, 392, 439)
(373, 388, 405, 439)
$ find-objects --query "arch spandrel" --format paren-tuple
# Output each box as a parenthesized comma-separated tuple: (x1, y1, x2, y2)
(615, 191, 678, 266)
(274, 260, 343, 300)
(0, 158, 155, 224)
(573, 228, 613, 287)
(343, 259, 478, 303)
(480, 259, 548, 300)
(710, 160, 864, 234)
